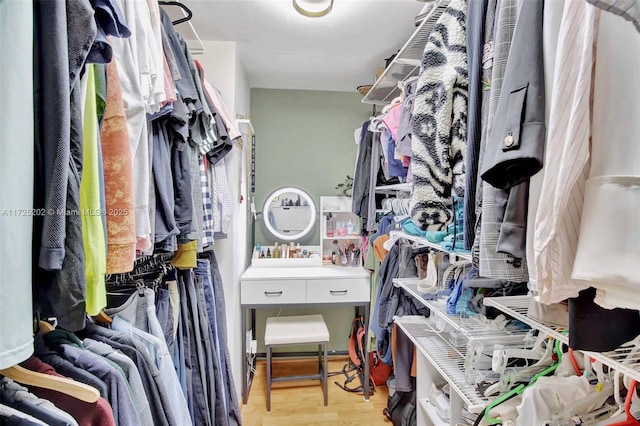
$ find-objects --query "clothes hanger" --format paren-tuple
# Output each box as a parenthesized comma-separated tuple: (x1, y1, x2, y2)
(92, 311, 113, 325)
(477, 338, 563, 425)
(381, 97, 402, 115)
(157, 1, 193, 25)
(549, 381, 614, 425)
(32, 319, 55, 336)
(567, 348, 582, 376)
(0, 365, 100, 403)
(485, 333, 557, 396)
(608, 379, 640, 425)
(542, 354, 614, 424)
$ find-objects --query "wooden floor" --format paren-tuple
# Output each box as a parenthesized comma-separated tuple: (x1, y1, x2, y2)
(241, 356, 392, 426)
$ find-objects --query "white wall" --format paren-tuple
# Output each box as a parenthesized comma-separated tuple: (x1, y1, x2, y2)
(198, 41, 237, 109)
(196, 40, 251, 404)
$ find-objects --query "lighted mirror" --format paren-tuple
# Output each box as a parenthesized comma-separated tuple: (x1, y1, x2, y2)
(262, 187, 317, 242)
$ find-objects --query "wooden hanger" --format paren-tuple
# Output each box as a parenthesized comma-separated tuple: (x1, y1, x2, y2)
(92, 310, 113, 325)
(0, 365, 100, 403)
(33, 320, 55, 336)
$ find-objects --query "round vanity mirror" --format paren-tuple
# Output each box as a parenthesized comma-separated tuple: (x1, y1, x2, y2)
(262, 187, 317, 242)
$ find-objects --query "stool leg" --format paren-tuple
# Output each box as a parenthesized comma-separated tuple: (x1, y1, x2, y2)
(267, 345, 272, 412)
(317, 344, 322, 374)
(323, 342, 328, 406)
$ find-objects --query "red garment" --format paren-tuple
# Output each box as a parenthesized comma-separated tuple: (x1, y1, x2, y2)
(19, 356, 116, 426)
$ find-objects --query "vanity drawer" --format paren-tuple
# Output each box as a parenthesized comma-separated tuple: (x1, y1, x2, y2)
(306, 278, 370, 303)
(241, 280, 306, 305)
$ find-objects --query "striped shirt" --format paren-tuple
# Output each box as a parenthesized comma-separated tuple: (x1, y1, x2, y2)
(533, 0, 600, 304)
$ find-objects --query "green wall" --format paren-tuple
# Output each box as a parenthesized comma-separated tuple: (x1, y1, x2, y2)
(250, 88, 372, 353)
(251, 88, 371, 246)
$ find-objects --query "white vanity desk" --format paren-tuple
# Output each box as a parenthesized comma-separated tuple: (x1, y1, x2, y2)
(240, 264, 371, 403)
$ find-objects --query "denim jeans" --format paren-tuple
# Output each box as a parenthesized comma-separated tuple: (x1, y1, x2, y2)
(179, 269, 212, 426)
(165, 277, 186, 398)
(155, 288, 174, 360)
(195, 273, 220, 424)
(196, 259, 228, 426)
(204, 252, 242, 425)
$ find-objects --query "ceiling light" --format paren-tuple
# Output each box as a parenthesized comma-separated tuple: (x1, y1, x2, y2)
(293, 0, 334, 18)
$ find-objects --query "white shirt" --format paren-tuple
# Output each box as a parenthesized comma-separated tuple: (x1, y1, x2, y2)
(532, 0, 599, 304)
(111, 0, 152, 251)
(572, 12, 640, 310)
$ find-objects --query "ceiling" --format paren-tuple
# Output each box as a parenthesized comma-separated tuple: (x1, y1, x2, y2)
(180, 0, 425, 92)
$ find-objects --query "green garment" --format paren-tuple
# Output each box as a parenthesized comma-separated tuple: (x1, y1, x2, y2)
(364, 237, 381, 352)
(80, 65, 107, 316)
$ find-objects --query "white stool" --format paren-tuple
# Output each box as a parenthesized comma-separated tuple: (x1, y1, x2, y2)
(264, 314, 330, 411)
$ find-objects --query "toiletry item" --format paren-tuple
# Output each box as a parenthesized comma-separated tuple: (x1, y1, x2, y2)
(273, 243, 280, 259)
(260, 250, 265, 258)
(326, 214, 336, 237)
(266, 248, 272, 258)
(351, 219, 360, 236)
(347, 220, 354, 236)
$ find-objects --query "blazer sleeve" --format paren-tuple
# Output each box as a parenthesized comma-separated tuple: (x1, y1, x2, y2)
(480, 0, 545, 190)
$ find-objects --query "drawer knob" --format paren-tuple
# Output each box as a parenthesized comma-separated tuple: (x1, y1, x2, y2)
(330, 290, 348, 295)
(264, 291, 283, 297)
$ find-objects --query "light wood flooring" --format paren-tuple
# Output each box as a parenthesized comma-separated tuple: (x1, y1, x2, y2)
(241, 356, 392, 426)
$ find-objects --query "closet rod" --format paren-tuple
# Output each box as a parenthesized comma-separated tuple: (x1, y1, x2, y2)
(158, 1, 193, 25)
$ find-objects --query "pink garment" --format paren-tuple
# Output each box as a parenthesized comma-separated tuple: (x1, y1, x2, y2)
(162, 54, 176, 106)
(194, 60, 241, 140)
(382, 103, 402, 141)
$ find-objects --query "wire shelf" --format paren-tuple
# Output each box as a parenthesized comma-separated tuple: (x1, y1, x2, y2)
(483, 296, 568, 344)
(390, 231, 473, 261)
(361, 0, 450, 105)
(484, 296, 640, 385)
(374, 182, 413, 194)
(394, 279, 533, 345)
(395, 316, 490, 413)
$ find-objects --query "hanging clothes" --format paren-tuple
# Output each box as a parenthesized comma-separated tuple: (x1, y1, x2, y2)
(201, 252, 242, 425)
(532, 0, 599, 304)
(110, 0, 153, 253)
(572, 11, 640, 310)
(80, 65, 108, 316)
(410, 0, 468, 232)
(586, 0, 640, 32)
(19, 356, 115, 426)
(474, 0, 530, 282)
(101, 57, 137, 274)
(0, 377, 79, 426)
(479, 0, 545, 261)
(0, 0, 35, 369)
